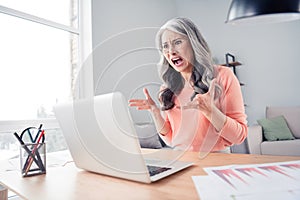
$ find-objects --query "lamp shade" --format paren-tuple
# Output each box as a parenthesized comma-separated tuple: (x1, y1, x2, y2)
(226, 0, 300, 24)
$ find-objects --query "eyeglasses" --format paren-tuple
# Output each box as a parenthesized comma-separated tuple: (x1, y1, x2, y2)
(161, 38, 186, 53)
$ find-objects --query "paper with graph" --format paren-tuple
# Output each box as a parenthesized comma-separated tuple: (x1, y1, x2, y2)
(192, 160, 300, 200)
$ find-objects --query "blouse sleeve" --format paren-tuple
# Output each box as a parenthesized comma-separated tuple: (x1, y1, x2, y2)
(217, 66, 248, 145)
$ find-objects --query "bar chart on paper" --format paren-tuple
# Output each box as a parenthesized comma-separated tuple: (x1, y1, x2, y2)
(192, 160, 300, 200)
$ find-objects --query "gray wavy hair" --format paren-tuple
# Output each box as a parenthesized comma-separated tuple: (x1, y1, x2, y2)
(155, 17, 220, 110)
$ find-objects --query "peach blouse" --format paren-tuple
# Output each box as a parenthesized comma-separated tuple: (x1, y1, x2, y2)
(160, 66, 248, 152)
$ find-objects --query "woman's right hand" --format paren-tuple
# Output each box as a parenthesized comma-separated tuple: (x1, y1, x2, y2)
(130, 88, 170, 136)
(128, 88, 159, 113)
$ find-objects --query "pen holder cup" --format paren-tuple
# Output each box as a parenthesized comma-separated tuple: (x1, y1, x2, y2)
(20, 143, 46, 177)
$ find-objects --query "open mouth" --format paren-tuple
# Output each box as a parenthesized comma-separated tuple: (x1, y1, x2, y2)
(171, 57, 184, 66)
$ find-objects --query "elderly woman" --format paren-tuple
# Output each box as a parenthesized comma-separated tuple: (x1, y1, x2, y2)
(129, 17, 247, 153)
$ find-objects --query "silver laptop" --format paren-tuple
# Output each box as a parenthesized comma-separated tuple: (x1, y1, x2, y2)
(53, 92, 193, 183)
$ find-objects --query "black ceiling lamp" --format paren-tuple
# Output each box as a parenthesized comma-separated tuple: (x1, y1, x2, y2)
(226, 0, 300, 24)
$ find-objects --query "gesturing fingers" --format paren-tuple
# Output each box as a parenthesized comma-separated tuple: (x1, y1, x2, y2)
(143, 88, 155, 105)
(128, 99, 152, 110)
(128, 88, 156, 111)
(181, 88, 213, 110)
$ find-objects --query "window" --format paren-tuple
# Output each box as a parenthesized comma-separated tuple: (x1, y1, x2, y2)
(0, 0, 92, 160)
(0, 13, 74, 120)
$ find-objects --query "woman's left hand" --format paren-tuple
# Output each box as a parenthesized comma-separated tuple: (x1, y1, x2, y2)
(183, 79, 226, 131)
(183, 79, 216, 118)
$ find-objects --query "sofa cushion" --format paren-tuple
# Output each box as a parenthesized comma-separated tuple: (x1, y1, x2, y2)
(257, 115, 295, 141)
(266, 106, 300, 138)
(261, 139, 300, 156)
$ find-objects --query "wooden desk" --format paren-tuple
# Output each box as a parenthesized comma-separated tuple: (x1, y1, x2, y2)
(0, 150, 299, 200)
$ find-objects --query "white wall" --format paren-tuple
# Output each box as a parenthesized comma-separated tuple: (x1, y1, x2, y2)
(91, 0, 177, 123)
(91, 0, 300, 127)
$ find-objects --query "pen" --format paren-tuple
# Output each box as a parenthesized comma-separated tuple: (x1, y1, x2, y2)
(14, 132, 25, 145)
(33, 124, 43, 143)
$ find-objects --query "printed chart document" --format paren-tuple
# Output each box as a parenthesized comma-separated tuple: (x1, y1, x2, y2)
(192, 160, 300, 200)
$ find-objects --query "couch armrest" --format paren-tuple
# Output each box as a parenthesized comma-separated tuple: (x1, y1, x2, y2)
(247, 125, 263, 154)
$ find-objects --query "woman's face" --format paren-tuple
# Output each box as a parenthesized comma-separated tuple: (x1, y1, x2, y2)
(161, 30, 194, 74)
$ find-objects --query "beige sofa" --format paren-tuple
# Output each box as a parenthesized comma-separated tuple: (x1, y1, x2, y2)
(248, 106, 300, 156)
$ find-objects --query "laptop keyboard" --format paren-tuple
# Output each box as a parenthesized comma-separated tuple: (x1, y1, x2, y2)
(147, 165, 171, 177)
